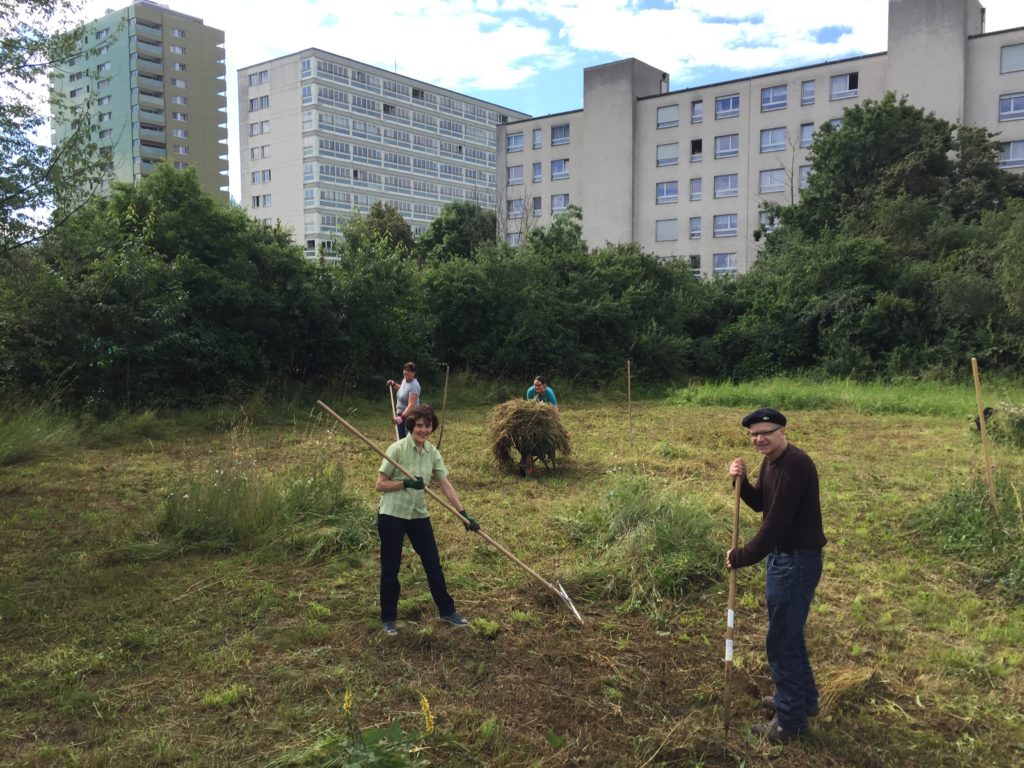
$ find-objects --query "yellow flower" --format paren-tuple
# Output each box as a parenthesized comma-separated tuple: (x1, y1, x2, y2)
(419, 693, 434, 735)
(343, 689, 352, 717)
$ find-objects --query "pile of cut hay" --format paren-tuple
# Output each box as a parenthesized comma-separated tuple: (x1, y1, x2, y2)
(488, 400, 570, 473)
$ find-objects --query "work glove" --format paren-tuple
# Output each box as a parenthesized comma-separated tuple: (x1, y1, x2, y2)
(461, 511, 480, 532)
(402, 476, 425, 490)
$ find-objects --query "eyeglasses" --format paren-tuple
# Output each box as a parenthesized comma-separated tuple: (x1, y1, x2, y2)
(747, 425, 782, 439)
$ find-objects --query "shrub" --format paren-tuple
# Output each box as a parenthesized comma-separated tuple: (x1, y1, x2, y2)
(571, 474, 723, 612)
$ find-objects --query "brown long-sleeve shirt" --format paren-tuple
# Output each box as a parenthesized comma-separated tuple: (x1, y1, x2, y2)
(730, 443, 827, 569)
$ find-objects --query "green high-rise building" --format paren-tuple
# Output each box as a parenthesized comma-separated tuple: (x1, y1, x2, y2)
(50, 0, 228, 200)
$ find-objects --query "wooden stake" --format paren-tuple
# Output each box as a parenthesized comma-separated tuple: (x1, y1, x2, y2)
(971, 357, 1002, 528)
(626, 358, 633, 446)
(317, 400, 584, 624)
(724, 478, 741, 732)
(436, 363, 451, 450)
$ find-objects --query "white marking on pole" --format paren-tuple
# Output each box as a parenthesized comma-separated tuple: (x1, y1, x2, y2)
(725, 639, 734, 661)
(727, 609, 734, 628)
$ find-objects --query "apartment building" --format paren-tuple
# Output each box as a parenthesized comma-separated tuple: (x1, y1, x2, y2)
(498, 0, 1024, 276)
(49, 1, 228, 200)
(237, 50, 530, 257)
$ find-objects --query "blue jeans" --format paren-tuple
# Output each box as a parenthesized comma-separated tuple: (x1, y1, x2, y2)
(377, 514, 455, 623)
(765, 549, 822, 733)
(396, 418, 408, 439)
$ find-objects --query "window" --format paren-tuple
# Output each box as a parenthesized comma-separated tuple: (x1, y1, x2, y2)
(98, 112, 111, 122)
(761, 85, 787, 112)
(261, 169, 271, 183)
(655, 218, 678, 242)
(1001, 43, 1024, 73)
(830, 117, 844, 129)
(507, 198, 524, 218)
(759, 169, 786, 193)
(174, 145, 188, 156)
(248, 70, 269, 86)
(760, 127, 786, 153)
(801, 80, 815, 106)
(999, 93, 1024, 122)
(656, 181, 678, 204)
(171, 27, 186, 38)
(95, 28, 109, 41)
(551, 158, 569, 180)
(173, 62, 186, 72)
(691, 100, 703, 123)
(715, 94, 739, 119)
(999, 140, 1024, 168)
(172, 128, 188, 138)
(96, 61, 111, 73)
(506, 232, 521, 246)
(799, 165, 812, 188)
(532, 161, 542, 183)
(70, 88, 82, 98)
(249, 95, 269, 112)
(174, 161, 189, 170)
(171, 78, 187, 88)
(532, 196, 542, 215)
(690, 139, 703, 162)
(689, 217, 701, 239)
(830, 72, 858, 100)
(714, 134, 739, 159)
(688, 255, 701, 275)
(507, 165, 523, 185)
(714, 173, 738, 198)
(800, 123, 814, 148)
(713, 252, 738, 275)
(98, 128, 112, 139)
(689, 177, 702, 201)
(172, 112, 188, 121)
(97, 79, 110, 90)
(657, 104, 679, 129)
(251, 171, 261, 184)
(506, 132, 523, 152)
(759, 210, 780, 233)
(657, 143, 679, 166)
(713, 214, 738, 237)
(171, 95, 187, 105)
(551, 193, 569, 213)
(170, 45, 185, 55)
(251, 145, 271, 159)
(533, 127, 542, 148)
(551, 124, 570, 145)
(97, 95, 111, 106)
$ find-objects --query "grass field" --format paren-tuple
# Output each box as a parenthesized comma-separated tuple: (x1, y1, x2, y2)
(2, 378, 1023, 767)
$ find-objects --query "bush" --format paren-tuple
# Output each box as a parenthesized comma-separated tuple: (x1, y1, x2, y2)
(0, 406, 77, 466)
(910, 472, 1024, 601)
(158, 465, 373, 559)
(571, 475, 723, 612)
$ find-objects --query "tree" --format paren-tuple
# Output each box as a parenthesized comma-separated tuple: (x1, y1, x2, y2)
(1, 0, 105, 256)
(416, 200, 496, 261)
(365, 201, 415, 256)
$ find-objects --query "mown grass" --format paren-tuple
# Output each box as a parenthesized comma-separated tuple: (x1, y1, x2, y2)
(1, 377, 1023, 767)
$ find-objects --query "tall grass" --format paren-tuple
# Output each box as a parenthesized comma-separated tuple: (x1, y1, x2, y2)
(158, 465, 373, 559)
(0, 407, 77, 466)
(571, 474, 722, 612)
(910, 471, 1024, 601)
(670, 377, 1024, 417)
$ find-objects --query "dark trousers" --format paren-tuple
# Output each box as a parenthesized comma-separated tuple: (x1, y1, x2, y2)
(396, 418, 408, 439)
(765, 549, 822, 733)
(377, 514, 455, 623)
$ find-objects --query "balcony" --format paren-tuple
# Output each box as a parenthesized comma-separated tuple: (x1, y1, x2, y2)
(138, 74, 164, 90)
(137, 40, 162, 56)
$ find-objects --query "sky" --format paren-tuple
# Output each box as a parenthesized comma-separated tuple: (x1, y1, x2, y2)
(73, 0, 1023, 202)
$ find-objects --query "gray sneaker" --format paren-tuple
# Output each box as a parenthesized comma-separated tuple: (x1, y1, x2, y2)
(750, 717, 802, 744)
(382, 621, 398, 636)
(439, 611, 469, 627)
(761, 695, 819, 717)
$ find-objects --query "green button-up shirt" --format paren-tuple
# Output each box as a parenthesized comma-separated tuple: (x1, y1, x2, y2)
(377, 435, 448, 520)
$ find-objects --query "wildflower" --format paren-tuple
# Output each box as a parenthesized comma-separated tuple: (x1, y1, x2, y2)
(419, 693, 434, 735)
(343, 689, 352, 717)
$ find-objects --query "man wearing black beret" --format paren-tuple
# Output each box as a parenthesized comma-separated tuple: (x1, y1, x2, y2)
(727, 407, 827, 744)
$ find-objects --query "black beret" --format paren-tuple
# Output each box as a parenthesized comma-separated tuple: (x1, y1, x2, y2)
(741, 407, 787, 428)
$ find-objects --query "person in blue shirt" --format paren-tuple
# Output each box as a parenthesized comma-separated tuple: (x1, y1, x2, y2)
(525, 376, 559, 416)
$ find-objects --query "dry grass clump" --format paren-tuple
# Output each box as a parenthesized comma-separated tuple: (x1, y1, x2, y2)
(487, 399, 570, 472)
(818, 668, 883, 717)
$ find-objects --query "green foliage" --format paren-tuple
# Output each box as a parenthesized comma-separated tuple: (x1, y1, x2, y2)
(986, 402, 1024, 450)
(571, 475, 722, 611)
(416, 200, 496, 262)
(158, 465, 372, 558)
(910, 472, 1024, 601)
(364, 201, 416, 255)
(201, 683, 251, 709)
(0, 405, 76, 465)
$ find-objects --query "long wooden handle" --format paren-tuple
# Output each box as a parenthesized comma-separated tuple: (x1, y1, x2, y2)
(971, 358, 1001, 528)
(317, 400, 565, 601)
(388, 383, 400, 440)
(436, 363, 450, 450)
(723, 477, 741, 731)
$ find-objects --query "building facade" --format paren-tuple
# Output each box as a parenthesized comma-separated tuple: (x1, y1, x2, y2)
(498, 0, 1024, 276)
(50, 1, 228, 200)
(237, 50, 530, 257)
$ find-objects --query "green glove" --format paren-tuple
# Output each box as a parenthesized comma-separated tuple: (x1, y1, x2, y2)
(402, 476, 425, 490)
(461, 511, 480, 532)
